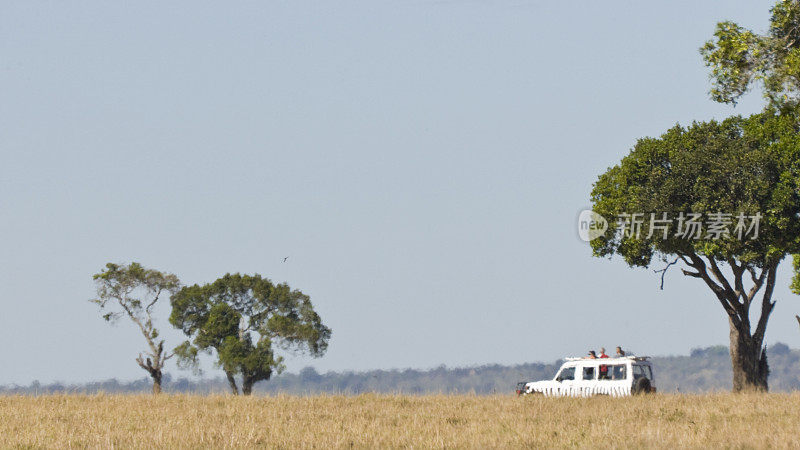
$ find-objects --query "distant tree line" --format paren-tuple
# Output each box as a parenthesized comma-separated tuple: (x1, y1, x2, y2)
(6, 344, 800, 396)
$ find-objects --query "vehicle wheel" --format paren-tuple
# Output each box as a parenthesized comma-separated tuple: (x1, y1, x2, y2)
(632, 377, 651, 395)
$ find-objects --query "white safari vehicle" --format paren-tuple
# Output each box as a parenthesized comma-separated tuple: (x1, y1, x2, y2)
(516, 356, 656, 397)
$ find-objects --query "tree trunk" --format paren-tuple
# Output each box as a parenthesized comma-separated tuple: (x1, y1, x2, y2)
(151, 370, 162, 395)
(226, 371, 239, 395)
(242, 376, 255, 396)
(137, 355, 164, 395)
(681, 255, 777, 393)
(729, 317, 768, 392)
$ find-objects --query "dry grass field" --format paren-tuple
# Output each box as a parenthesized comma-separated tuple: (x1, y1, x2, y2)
(1, 393, 799, 448)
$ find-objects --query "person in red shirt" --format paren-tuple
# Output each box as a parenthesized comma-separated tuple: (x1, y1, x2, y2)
(599, 347, 610, 379)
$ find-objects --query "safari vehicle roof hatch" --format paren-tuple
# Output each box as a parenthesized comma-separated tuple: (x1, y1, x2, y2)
(563, 356, 650, 362)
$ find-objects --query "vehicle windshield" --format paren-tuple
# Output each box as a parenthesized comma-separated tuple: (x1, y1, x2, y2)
(555, 366, 575, 381)
(632, 364, 653, 381)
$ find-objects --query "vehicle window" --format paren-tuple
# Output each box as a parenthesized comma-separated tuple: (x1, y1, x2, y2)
(633, 365, 652, 380)
(582, 366, 595, 381)
(599, 363, 610, 380)
(556, 367, 575, 381)
(601, 365, 625, 381)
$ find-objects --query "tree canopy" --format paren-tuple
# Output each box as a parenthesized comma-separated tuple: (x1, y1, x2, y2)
(592, 109, 800, 267)
(169, 273, 331, 395)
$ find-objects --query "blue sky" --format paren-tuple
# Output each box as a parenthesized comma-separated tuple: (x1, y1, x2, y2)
(1, 0, 792, 384)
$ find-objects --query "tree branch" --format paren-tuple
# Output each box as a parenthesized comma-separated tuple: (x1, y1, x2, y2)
(706, 255, 737, 300)
(685, 253, 723, 294)
(136, 353, 157, 376)
(686, 252, 741, 324)
(727, 258, 746, 305)
(118, 297, 152, 344)
(682, 269, 702, 278)
(745, 266, 767, 311)
(145, 287, 163, 314)
(753, 263, 778, 347)
(678, 254, 693, 267)
(653, 257, 680, 290)
(747, 266, 759, 285)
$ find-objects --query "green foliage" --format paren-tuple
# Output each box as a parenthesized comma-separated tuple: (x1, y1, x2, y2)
(590, 107, 800, 268)
(92, 262, 181, 339)
(173, 341, 199, 371)
(169, 273, 331, 392)
(792, 255, 800, 294)
(701, 22, 764, 104)
(702, 0, 800, 105)
(218, 335, 279, 382)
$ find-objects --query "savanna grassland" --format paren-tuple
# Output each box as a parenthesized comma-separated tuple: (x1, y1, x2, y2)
(1, 393, 799, 448)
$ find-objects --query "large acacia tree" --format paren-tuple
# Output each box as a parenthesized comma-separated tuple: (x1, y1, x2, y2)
(91, 262, 181, 394)
(170, 273, 331, 395)
(590, 108, 800, 391)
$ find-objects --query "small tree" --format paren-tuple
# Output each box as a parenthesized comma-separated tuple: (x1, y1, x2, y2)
(590, 108, 800, 391)
(170, 273, 331, 395)
(92, 262, 181, 394)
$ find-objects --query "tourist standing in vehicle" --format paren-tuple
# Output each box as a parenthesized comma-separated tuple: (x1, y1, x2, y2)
(588, 350, 597, 359)
(598, 347, 610, 379)
(615, 346, 626, 357)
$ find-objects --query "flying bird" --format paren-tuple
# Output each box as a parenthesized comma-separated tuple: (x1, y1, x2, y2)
(283, 257, 289, 262)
